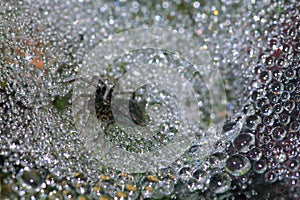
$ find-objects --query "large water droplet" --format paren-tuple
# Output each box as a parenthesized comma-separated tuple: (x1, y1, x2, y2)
(192, 162, 210, 184)
(208, 172, 231, 194)
(225, 154, 251, 176)
(209, 152, 228, 168)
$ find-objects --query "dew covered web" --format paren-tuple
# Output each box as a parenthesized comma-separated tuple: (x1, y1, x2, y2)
(0, 0, 300, 199)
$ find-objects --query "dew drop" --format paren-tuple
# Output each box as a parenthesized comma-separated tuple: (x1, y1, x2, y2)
(225, 155, 251, 176)
(273, 103, 283, 114)
(233, 133, 254, 153)
(280, 91, 290, 101)
(282, 44, 291, 54)
(178, 166, 192, 181)
(284, 68, 296, 80)
(275, 152, 287, 163)
(268, 93, 279, 104)
(272, 70, 283, 81)
(209, 152, 228, 168)
(208, 173, 231, 194)
(246, 115, 261, 130)
(259, 70, 272, 84)
(279, 113, 290, 125)
(256, 97, 269, 108)
(289, 121, 300, 132)
(284, 100, 295, 112)
(261, 104, 272, 116)
(17, 168, 43, 189)
(263, 115, 275, 126)
(264, 171, 277, 183)
(253, 159, 267, 174)
(265, 56, 274, 66)
(270, 82, 283, 94)
(285, 83, 295, 92)
(248, 147, 262, 161)
(192, 162, 209, 184)
(271, 127, 287, 141)
(288, 159, 299, 172)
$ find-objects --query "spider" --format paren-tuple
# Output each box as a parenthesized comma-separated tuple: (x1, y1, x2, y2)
(63, 76, 171, 152)
(65, 76, 150, 134)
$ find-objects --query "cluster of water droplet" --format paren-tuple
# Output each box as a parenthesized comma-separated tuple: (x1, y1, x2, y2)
(0, 0, 299, 199)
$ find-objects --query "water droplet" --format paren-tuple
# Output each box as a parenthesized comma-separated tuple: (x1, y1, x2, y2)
(259, 70, 272, 84)
(288, 159, 299, 172)
(272, 70, 283, 81)
(268, 93, 279, 104)
(263, 115, 274, 126)
(271, 127, 287, 141)
(178, 166, 192, 181)
(282, 44, 291, 53)
(253, 159, 267, 174)
(295, 41, 300, 51)
(261, 104, 273, 116)
(273, 103, 283, 114)
(153, 179, 174, 198)
(265, 171, 277, 183)
(284, 100, 295, 112)
(256, 97, 269, 108)
(192, 162, 209, 184)
(256, 123, 265, 133)
(209, 152, 228, 168)
(289, 121, 300, 132)
(270, 82, 283, 94)
(279, 113, 290, 125)
(277, 58, 288, 68)
(265, 56, 274, 66)
(280, 91, 290, 101)
(225, 155, 251, 176)
(284, 68, 296, 80)
(248, 147, 262, 161)
(186, 178, 199, 193)
(233, 133, 254, 153)
(275, 152, 287, 163)
(17, 168, 43, 189)
(246, 115, 261, 130)
(208, 173, 231, 194)
(294, 94, 300, 102)
(285, 83, 295, 92)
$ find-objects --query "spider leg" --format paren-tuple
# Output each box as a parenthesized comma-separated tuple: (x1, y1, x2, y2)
(77, 75, 101, 88)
